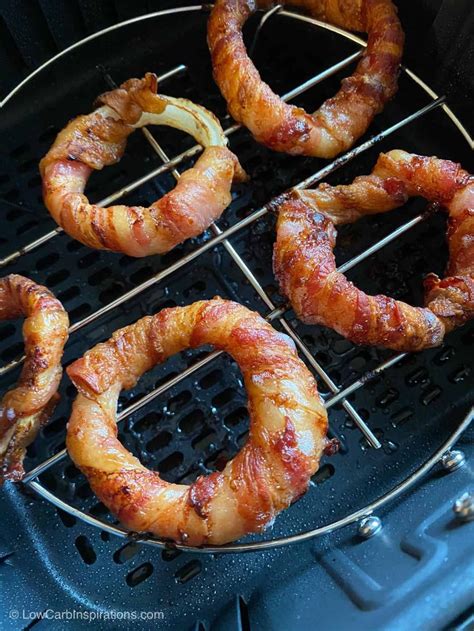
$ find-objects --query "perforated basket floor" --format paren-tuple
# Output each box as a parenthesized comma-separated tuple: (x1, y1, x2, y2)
(0, 6, 473, 631)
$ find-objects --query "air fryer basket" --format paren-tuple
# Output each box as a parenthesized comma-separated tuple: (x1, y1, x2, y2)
(0, 5, 473, 630)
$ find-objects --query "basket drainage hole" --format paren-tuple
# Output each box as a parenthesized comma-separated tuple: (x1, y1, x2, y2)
(146, 431, 172, 452)
(180, 409, 205, 434)
(312, 463, 335, 485)
(69, 303, 92, 321)
(126, 562, 154, 587)
(449, 366, 470, 383)
(75, 535, 97, 565)
(376, 388, 399, 408)
(89, 267, 113, 286)
(113, 542, 140, 564)
(158, 452, 184, 479)
(191, 426, 216, 450)
(17, 220, 38, 235)
(174, 559, 202, 583)
(58, 285, 80, 303)
(225, 406, 248, 427)
(162, 548, 182, 562)
(391, 408, 413, 427)
(212, 387, 236, 408)
(199, 369, 223, 389)
(36, 252, 59, 270)
(168, 390, 192, 412)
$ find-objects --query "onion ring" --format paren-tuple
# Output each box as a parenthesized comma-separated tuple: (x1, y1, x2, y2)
(208, 0, 404, 157)
(274, 150, 474, 351)
(66, 298, 328, 545)
(40, 73, 246, 257)
(0, 275, 69, 482)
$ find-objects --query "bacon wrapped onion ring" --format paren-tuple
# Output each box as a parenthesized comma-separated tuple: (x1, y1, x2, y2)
(66, 299, 328, 545)
(274, 150, 474, 351)
(0, 275, 69, 482)
(40, 73, 246, 257)
(208, 0, 404, 157)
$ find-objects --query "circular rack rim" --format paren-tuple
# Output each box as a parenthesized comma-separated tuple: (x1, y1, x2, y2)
(2, 4, 473, 553)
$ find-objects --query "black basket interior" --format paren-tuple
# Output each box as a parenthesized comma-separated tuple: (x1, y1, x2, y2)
(0, 6, 473, 631)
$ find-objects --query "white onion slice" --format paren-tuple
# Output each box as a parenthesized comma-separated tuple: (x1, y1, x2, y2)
(132, 95, 227, 148)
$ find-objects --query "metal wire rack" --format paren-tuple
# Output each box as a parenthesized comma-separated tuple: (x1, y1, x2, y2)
(1, 5, 473, 554)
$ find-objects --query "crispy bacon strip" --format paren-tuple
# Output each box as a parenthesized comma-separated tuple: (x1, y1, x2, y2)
(208, 0, 404, 157)
(0, 275, 69, 481)
(274, 150, 474, 351)
(66, 299, 328, 546)
(40, 73, 246, 257)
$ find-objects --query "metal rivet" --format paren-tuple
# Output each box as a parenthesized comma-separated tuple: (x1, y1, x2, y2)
(358, 515, 382, 539)
(441, 449, 466, 472)
(453, 492, 474, 523)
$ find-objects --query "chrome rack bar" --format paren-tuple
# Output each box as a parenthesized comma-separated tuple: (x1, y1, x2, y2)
(22, 305, 285, 483)
(0, 64, 186, 270)
(27, 203, 422, 478)
(0, 51, 362, 270)
(0, 96, 445, 378)
(23, 291, 384, 485)
(248, 4, 283, 57)
(132, 68, 378, 446)
(153, 64, 187, 83)
(22, 62, 381, 483)
(325, 353, 407, 409)
(25, 407, 474, 554)
(59, 187, 426, 446)
(11, 5, 471, 555)
(277, 318, 378, 445)
(22, 154, 445, 480)
(19, 99, 448, 482)
(337, 215, 425, 274)
(293, 97, 445, 192)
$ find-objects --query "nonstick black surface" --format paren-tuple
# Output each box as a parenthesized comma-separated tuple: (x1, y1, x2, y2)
(0, 8, 473, 630)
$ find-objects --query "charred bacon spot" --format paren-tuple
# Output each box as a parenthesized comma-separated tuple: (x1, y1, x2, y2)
(272, 417, 312, 498)
(382, 176, 408, 202)
(231, 445, 275, 530)
(323, 438, 340, 457)
(188, 471, 221, 519)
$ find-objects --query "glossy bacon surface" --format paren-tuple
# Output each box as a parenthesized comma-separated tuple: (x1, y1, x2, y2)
(274, 150, 474, 350)
(40, 74, 245, 257)
(0, 275, 69, 481)
(66, 299, 328, 545)
(208, 0, 404, 157)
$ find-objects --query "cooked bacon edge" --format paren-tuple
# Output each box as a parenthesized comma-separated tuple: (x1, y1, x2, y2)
(0, 275, 69, 481)
(208, 0, 404, 156)
(40, 73, 246, 257)
(66, 298, 328, 545)
(274, 150, 474, 350)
